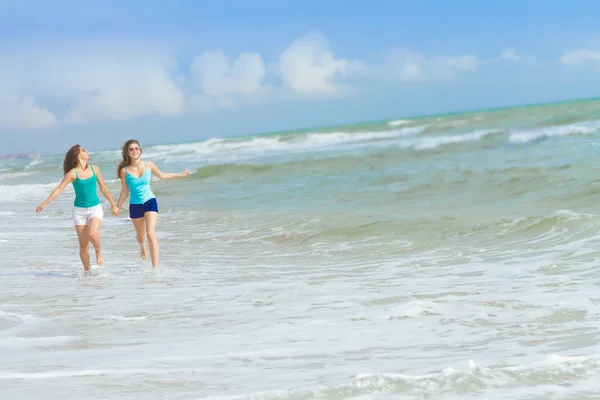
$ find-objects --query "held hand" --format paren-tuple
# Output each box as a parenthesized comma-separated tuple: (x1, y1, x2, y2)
(36, 204, 45, 214)
(111, 206, 120, 216)
(181, 169, 191, 177)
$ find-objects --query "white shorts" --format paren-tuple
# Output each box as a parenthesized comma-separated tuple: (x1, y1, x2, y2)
(72, 204, 104, 226)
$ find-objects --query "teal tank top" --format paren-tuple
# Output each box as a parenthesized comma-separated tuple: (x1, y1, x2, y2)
(72, 165, 101, 208)
(126, 161, 155, 205)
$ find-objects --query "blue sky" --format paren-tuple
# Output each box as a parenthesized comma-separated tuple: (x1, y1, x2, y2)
(1, 0, 600, 153)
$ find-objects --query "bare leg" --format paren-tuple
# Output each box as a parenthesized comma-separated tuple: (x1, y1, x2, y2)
(75, 225, 91, 271)
(144, 212, 159, 268)
(131, 218, 147, 261)
(87, 217, 103, 266)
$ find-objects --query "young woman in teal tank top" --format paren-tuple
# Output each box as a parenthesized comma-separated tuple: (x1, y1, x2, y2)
(36, 144, 119, 272)
(115, 139, 190, 269)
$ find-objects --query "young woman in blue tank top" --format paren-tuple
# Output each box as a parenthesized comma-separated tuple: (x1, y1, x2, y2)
(115, 139, 190, 269)
(36, 144, 119, 272)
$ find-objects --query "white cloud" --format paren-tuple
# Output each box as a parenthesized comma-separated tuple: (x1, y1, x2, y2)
(386, 48, 545, 83)
(189, 49, 267, 110)
(0, 96, 56, 130)
(0, 39, 184, 129)
(65, 69, 183, 124)
(0, 32, 585, 133)
(278, 33, 357, 96)
(388, 51, 478, 81)
(496, 48, 540, 66)
(39, 53, 184, 124)
(432, 55, 478, 78)
(561, 48, 600, 65)
(400, 58, 424, 81)
(500, 48, 520, 61)
(0, 78, 56, 130)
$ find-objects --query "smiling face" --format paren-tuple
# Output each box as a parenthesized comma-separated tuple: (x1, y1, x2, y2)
(127, 142, 142, 162)
(118, 140, 144, 178)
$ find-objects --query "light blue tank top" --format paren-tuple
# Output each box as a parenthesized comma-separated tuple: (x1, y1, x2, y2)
(126, 161, 155, 205)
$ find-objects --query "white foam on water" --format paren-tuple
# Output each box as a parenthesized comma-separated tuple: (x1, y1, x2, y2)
(383, 300, 443, 318)
(396, 129, 498, 150)
(303, 127, 424, 146)
(0, 367, 210, 379)
(0, 171, 35, 180)
(0, 335, 80, 348)
(0, 310, 35, 325)
(24, 159, 43, 169)
(197, 353, 600, 399)
(0, 182, 62, 201)
(433, 116, 483, 128)
(509, 121, 600, 144)
(3, 206, 600, 399)
(140, 127, 427, 163)
(106, 315, 148, 321)
(388, 119, 411, 127)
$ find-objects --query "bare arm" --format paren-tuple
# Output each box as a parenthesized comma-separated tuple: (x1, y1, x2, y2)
(94, 165, 118, 213)
(147, 160, 190, 180)
(116, 167, 130, 210)
(36, 171, 75, 213)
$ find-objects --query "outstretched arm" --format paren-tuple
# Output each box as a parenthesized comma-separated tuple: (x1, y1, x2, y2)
(94, 165, 119, 215)
(36, 171, 75, 213)
(116, 167, 130, 210)
(147, 160, 190, 180)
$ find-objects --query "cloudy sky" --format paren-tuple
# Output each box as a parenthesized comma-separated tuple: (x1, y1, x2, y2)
(1, 0, 600, 154)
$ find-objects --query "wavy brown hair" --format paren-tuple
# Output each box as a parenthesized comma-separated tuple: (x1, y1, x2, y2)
(117, 139, 142, 178)
(63, 144, 82, 175)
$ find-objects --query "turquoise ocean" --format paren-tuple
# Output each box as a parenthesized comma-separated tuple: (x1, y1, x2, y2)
(3, 98, 600, 398)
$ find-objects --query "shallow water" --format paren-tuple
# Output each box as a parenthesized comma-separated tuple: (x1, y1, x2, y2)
(3, 99, 600, 398)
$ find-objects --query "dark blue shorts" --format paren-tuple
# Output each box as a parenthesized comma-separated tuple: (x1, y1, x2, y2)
(129, 197, 158, 219)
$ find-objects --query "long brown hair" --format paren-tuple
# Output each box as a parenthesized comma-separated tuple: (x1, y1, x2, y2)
(63, 144, 82, 175)
(117, 139, 142, 177)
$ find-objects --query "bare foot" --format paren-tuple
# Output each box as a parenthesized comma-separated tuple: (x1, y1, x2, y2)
(95, 249, 104, 266)
(140, 245, 148, 261)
